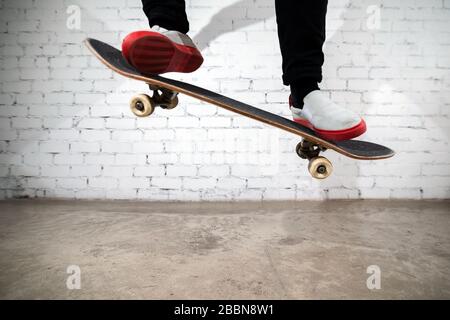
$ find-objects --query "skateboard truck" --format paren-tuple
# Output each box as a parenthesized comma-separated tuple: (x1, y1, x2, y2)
(296, 140, 333, 179)
(129, 84, 179, 117)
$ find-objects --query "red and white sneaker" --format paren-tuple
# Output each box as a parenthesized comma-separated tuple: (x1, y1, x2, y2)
(122, 26, 203, 75)
(290, 90, 367, 141)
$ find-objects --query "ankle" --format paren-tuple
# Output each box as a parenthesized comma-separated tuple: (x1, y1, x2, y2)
(290, 79, 319, 109)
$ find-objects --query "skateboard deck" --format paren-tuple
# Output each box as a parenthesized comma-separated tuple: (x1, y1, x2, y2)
(85, 38, 395, 179)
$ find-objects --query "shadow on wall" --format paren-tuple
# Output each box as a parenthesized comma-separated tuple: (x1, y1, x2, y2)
(192, 0, 275, 51)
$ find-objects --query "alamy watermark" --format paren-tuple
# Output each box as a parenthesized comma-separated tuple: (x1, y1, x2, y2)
(366, 5, 381, 30)
(66, 5, 81, 30)
(66, 265, 81, 290)
(366, 265, 381, 290)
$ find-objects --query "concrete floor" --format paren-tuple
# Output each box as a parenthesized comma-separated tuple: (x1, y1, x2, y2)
(0, 199, 449, 299)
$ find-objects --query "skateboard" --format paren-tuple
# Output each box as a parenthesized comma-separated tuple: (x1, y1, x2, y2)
(85, 38, 395, 179)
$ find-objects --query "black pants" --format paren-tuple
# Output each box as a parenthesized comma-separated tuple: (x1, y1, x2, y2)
(141, 0, 327, 86)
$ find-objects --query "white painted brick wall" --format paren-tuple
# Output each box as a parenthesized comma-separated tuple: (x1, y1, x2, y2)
(0, 0, 449, 200)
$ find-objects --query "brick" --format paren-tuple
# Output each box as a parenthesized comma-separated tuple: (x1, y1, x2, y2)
(422, 165, 450, 176)
(132, 142, 164, 153)
(119, 177, 150, 189)
(81, 69, 112, 80)
(80, 130, 110, 142)
(44, 93, 74, 105)
(179, 153, 211, 165)
(0, 127, 19, 140)
(134, 166, 165, 177)
(70, 142, 100, 153)
(3, 81, 32, 93)
(198, 165, 229, 177)
(11, 117, 42, 129)
(143, 129, 176, 141)
(105, 118, 136, 129)
(111, 130, 142, 142)
(105, 189, 137, 200)
(115, 154, 146, 165)
(101, 142, 132, 153)
(136, 117, 168, 129)
(199, 117, 231, 128)
(216, 177, 246, 189)
(232, 165, 265, 177)
(168, 117, 200, 128)
(48, 129, 80, 141)
(183, 178, 217, 190)
(54, 154, 83, 165)
(0, 142, 7, 153)
(26, 177, 56, 189)
(41, 166, 71, 177)
(0, 118, 11, 129)
(102, 166, 134, 177)
(23, 153, 53, 165)
(51, 69, 81, 80)
(77, 118, 105, 129)
(10, 165, 39, 177)
(0, 153, 22, 165)
(7, 141, 39, 153)
(75, 93, 105, 104)
(63, 80, 92, 92)
(85, 154, 115, 165)
(88, 177, 118, 189)
(32, 81, 62, 93)
(167, 165, 197, 177)
(151, 177, 182, 189)
(28, 105, 58, 117)
(57, 178, 88, 189)
(43, 118, 74, 129)
(264, 188, 297, 200)
(90, 106, 123, 118)
(147, 153, 178, 165)
(16, 93, 44, 105)
(70, 165, 101, 177)
(21, 69, 49, 80)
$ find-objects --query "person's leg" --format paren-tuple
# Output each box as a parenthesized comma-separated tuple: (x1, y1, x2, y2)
(275, 0, 366, 141)
(275, 0, 328, 108)
(141, 0, 189, 34)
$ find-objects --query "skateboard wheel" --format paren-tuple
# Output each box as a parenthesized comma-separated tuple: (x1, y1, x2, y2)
(130, 94, 155, 117)
(308, 156, 333, 179)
